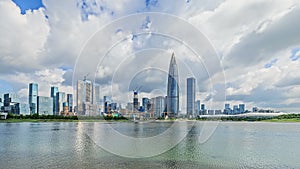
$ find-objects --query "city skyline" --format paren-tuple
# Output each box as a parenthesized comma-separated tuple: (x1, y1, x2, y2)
(1, 0, 300, 112)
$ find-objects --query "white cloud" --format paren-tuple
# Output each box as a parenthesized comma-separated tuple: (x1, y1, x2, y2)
(1, 0, 300, 111)
(0, 0, 49, 73)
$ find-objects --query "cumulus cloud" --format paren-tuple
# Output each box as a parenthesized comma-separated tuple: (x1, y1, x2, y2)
(1, 0, 300, 112)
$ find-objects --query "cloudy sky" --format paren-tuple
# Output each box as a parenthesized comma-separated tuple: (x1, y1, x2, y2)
(1, 0, 300, 112)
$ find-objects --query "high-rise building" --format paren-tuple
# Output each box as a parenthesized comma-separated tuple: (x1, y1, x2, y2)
(37, 96, 53, 115)
(233, 105, 239, 114)
(56, 92, 65, 115)
(50, 86, 58, 114)
(93, 83, 101, 105)
(200, 104, 206, 115)
(239, 104, 245, 114)
(67, 94, 73, 112)
(19, 103, 29, 115)
(93, 83, 101, 114)
(195, 100, 201, 115)
(154, 96, 165, 118)
(166, 53, 179, 117)
(142, 98, 150, 112)
(187, 77, 196, 118)
(29, 83, 38, 114)
(3, 93, 20, 114)
(111, 103, 117, 111)
(103, 96, 111, 114)
(224, 103, 231, 114)
(133, 91, 139, 111)
(77, 79, 94, 115)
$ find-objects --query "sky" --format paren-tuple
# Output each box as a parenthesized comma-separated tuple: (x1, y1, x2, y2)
(0, 0, 300, 112)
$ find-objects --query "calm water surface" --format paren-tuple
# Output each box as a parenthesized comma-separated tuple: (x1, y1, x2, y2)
(0, 121, 300, 169)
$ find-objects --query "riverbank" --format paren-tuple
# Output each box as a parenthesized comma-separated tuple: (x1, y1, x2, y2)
(0, 118, 130, 123)
(197, 113, 300, 122)
(1, 113, 299, 123)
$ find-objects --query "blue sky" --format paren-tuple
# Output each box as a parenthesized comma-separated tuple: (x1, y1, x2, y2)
(12, 0, 44, 14)
(1, 0, 300, 112)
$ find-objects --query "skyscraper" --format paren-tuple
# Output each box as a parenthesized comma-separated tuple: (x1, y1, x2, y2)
(133, 91, 139, 111)
(67, 94, 73, 112)
(56, 92, 65, 115)
(93, 83, 101, 105)
(77, 79, 94, 115)
(29, 83, 38, 114)
(224, 103, 231, 114)
(195, 100, 201, 116)
(142, 97, 150, 112)
(50, 86, 58, 114)
(37, 96, 53, 115)
(154, 96, 165, 118)
(239, 104, 245, 114)
(166, 53, 179, 117)
(187, 77, 196, 118)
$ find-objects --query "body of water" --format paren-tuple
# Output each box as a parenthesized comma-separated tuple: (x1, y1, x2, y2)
(0, 121, 299, 169)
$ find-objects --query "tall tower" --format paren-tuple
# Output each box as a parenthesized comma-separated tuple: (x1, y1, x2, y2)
(133, 91, 139, 111)
(187, 77, 196, 118)
(29, 83, 38, 114)
(166, 53, 179, 117)
(56, 92, 65, 115)
(50, 86, 58, 114)
(67, 94, 73, 112)
(77, 79, 93, 115)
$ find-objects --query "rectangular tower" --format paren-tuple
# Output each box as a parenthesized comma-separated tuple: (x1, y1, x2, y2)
(67, 94, 73, 112)
(187, 77, 196, 118)
(50, 86, 58, 114)
(37, 96, 53, 115)
(29, 83, 38, 114)
(56, 92, 65, 115)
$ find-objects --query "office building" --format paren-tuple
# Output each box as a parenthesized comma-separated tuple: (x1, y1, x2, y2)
(103, 96, 111, 114)
(166, 53, 179, 117)
(29, 83, 38, 114)
(50, 86, 58, 114)
(3, 93, 20, 114)
(233, 105, 239, 114)
(37, 96, 53, 115)
(187, 77, 196, 118)
(93, 83, 101, 105)
(154, 96, 165, 118)
(77, 79, 94, 115)
(133, 91, 139, 111)
(67, 94, 73, 112)
(239, 104, 245, 114)
(142, 98, 150, 112)
(195, 100, 201, 115)
(224, 103, 231, 114)
(56, 92, 65, 115)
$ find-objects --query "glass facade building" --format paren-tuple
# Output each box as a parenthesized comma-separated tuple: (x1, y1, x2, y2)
(154, 96, 165, 118)
(77, 80, 95, 115)
(195, 100, 201, 116)
(166, 53, 179, 117)
(187, 77, 196, 118)
(50, 86, 58, 114)
(67, 94, 73, 112)
(37, 96, 53, 115)
(29, 83, 38, 114)
(56, 92, 65, 115)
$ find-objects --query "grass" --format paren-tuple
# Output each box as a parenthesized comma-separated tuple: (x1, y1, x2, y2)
(262, 118, 300, 122)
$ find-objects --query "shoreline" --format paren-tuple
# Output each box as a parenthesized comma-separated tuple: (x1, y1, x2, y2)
(1, 118, 300, 123)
